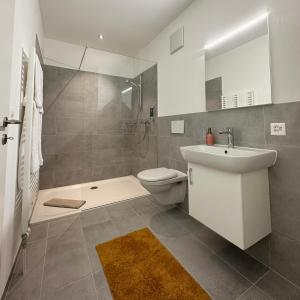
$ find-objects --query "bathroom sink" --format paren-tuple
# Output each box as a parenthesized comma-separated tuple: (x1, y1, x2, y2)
(180, 144, 277, 173)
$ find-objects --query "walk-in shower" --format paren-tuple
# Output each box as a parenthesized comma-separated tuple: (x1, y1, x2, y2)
(35, 50, 157, 223)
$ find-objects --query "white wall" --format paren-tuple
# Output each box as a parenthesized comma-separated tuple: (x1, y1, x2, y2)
(139, 0, 300, 116)
(0, 0, 44, 296)
(206, 35, 271, 106)
(43, 38, 155, 78)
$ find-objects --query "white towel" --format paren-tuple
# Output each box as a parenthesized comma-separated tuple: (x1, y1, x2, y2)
(34, 53, 43, 111)
(18, 52, 32, 189)
(18, 103, 28, 189)
(18, 52, 44, 184)
(31, 102, 40, 173)
(34, 54, 44, 167)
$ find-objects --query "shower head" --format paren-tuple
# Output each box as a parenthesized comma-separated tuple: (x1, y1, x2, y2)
(125, 79, 140, 88)
(125, 75, 143, 112)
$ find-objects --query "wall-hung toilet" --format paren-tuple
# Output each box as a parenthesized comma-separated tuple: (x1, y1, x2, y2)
(137, 168, 187, 205)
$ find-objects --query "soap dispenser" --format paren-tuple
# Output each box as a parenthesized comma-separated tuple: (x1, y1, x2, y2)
(206, 128, 214, 146)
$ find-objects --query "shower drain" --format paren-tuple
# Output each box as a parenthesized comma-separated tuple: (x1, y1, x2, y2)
(90, 186, 99, 190)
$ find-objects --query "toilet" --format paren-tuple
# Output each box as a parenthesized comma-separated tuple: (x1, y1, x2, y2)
(137, 167, 188, 205)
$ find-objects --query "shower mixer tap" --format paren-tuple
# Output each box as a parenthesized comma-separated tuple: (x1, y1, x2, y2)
(150, 106, 155, 121)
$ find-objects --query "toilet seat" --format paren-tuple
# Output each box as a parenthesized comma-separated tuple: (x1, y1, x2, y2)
(137, 168, 178, 182)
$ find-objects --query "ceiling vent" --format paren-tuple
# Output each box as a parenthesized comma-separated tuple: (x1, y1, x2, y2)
(170, 27, 184, 55)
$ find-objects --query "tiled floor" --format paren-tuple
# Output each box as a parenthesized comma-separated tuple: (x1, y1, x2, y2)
(5, 196, 300, 300)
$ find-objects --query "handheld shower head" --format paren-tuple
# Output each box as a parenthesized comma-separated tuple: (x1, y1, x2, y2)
(125, 75, 143, 111)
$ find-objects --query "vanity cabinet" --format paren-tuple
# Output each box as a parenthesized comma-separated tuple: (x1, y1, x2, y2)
(188, 162, 271, 250)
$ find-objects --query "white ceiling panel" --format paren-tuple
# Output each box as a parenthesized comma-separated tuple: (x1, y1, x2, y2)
(39, 0, 194, 56)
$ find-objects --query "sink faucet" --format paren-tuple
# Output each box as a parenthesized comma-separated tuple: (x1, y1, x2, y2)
(219, 127, 234, 148)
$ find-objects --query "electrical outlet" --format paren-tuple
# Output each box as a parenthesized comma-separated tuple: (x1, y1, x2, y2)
(270, 123, 286, 136)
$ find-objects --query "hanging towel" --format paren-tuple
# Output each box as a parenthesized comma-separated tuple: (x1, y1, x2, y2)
(18, 103, 28, 189)
(18, 51, 33, 189)
(34, 53, 43, 111)
(18, 51, 44, 185)
(34, 54, 44, 167)
(31, 102, 40, 173)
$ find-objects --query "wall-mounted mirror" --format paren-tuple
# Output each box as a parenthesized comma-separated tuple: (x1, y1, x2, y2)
(205, 14, 272, 111)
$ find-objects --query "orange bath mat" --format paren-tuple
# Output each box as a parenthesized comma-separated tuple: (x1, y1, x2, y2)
(96, 228, 211, 300)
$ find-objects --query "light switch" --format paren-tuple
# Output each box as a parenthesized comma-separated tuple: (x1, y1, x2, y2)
(270, 123, 286, 136)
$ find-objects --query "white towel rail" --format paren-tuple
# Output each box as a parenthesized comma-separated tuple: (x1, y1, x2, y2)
(20, 48, 41, 236)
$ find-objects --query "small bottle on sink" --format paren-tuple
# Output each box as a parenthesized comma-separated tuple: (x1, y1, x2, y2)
(206, 128, 215, 146)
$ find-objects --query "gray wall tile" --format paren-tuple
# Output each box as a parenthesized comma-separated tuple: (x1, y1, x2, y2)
(42, 65, 158, 187)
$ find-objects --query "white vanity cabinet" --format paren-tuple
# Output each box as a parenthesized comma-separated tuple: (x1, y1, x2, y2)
(181, 144, 277, 250)
(188, 162, 271, 250)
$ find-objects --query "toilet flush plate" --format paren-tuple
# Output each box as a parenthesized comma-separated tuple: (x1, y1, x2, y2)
(171, 120, 184, 134)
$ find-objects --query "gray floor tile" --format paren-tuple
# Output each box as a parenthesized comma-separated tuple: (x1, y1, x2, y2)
(148, 209, 189, 239)
(25, 239, 46, 274)
(192, 253, 251, 300)
(162, 206, 204, 233)
(80, 207, 110, 228)
(47, 215, 80, 238)
(28, 222, 48, 243)
(161, 233, 213, 271)
(127, 196, 160, 214)
(93, 269, 113, 300)
(193, 222, 230, 253)
(7, 239, 46, 294)
(42, 218, 91, 296)
(164, 234, 251, 300)
(86, 244, 102, 274)
(106, 202, 136, 219)
(246, 236, 270, 267)
(133, 201, 164, 226)
(238, 286, 272, 300)
(41, 276, 97, 300)
(7, 250, 24, 293)
(256, 270, 300, 300)
(83, 220, 119, 246)
(112, 213, 145, 236)
(217, 243, 269, 283)
(5, 263, 43, 300)
(270, 233, 300, 287)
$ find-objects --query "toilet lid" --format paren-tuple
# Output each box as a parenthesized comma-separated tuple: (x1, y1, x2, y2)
(138, 168, 178, 182)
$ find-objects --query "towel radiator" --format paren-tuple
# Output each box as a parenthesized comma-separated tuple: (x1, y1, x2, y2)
(19, 48, 40, 238)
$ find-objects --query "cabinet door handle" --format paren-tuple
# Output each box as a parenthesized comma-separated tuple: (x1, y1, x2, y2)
(189, 168, 193, 185)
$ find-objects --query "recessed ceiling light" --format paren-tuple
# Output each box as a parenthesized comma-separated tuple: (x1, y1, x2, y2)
(98, 34, 104, 40)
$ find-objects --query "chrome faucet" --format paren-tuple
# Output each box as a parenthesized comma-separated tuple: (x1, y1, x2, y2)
(219, 127, 234, 148)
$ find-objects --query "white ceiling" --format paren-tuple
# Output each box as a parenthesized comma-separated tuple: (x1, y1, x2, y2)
(39, 0, 194, 57)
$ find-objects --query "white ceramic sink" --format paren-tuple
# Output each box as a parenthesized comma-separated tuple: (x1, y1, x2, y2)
(180, 144, 277, 173)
